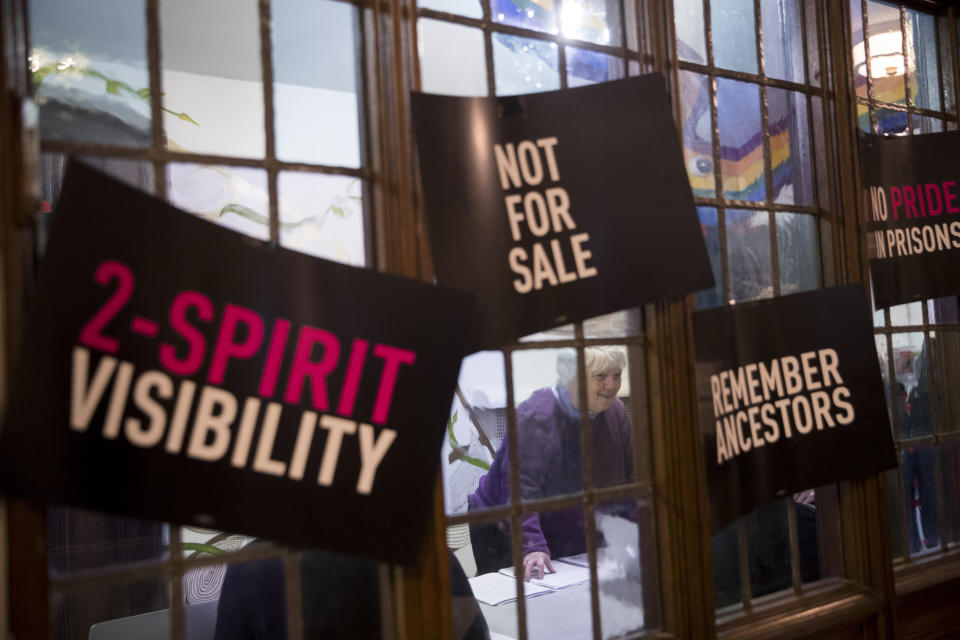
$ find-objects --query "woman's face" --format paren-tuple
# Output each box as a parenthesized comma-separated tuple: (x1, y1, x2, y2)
(585, 366, 623, 413)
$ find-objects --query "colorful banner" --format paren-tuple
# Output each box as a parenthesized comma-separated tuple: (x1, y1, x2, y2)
(0, 161, 476, 564)
(694, 285, 896, 532)
(412, 74, 714, 350)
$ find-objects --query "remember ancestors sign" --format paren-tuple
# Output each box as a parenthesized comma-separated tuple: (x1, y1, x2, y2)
(412, 74, 714, 351)
(0, 161, 476, 564)
(860, 131, 960, 307)
(693, 285, 896, 533)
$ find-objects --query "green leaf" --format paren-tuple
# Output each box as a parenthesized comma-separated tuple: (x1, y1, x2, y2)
(330, 204, 345, 218)
(176, 111, 200, 126)
(181, 542, 228, 556)
(461, 455, 490, 471)
(135, 88, 151, 99)
(106, 80, 120, 95)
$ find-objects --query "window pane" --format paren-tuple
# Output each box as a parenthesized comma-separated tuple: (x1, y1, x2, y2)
(596, 499, 647, 635)
(160, 0, 264, 157)
(812, 96, 829, 210)
(913, 115, 943, 134)
(278, 172, 365, 266)
(166, 164, 270, 240)
(906, 9, 940, 112)
(901, 445, 941, 555)
(53, 575, 170, 640)
(865, 0, 906, 106)
(273, 0, 361, 167)
(695, 207, 723, 309)
(805, 0, 821, 87)
(890, 301, 923, 326)
(48, 507, 167, 575)
(678, 71, 714, 199)
(711, 521, 742, 608)
(769, 89, 814, 206)
(892, 331, 930, 438)
(747, 499, 793, 599)
(938, 16, 955, 115)
(850, 0, 867, 98)
(943, 441, 960, 545)
(492, 0, 558, 35)
(875, 107, 907, 134)
(711, 0, 758, 74)
(927, 297, 959, 325)
(419, 0, 483, 18)
(776, 212, 819, 295)
(876, 333, 894, 428)
(30, 0, 150, 147)
(928, 330, 960, 434)
(674, 0, 707, 64)
(582, 309, 642, 340)
(726, 209, 772, 302)
(418, 19, 487, 97)
(761, 0, 805, 84)
(493, 34, 560, 95)
(560, 0, 622, 47)
(717, 79, 765, 202)
(565, 47, 625, 88)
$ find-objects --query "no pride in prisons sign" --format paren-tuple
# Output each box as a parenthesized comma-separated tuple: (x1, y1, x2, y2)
(694, 285, 896, 533)
(860, 131, 960, 308)
(412, 74, 714, 351)
(0, 161, 476, 564)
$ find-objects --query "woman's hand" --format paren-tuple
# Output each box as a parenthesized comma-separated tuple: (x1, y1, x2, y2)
(522, 551, 554, 582)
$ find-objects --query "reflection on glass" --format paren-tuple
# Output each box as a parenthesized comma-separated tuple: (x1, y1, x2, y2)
(278, 172, 365, 266)
(695, 207, 723, 310)
(900, 445, 940, 555)
(493, 34, 560, 95)
(53, 574, 170, 640)
(939, 17, 955, 114)
(747, 499, 796, 598)
(863, 0, 906, 108)
(165, 164, 270, 241)
(892, 332, 930, 438)
(582, 309, 641, 339)
(776, 212, 819, 295)
(566, 47, 624, 88)
(768, 89, 813, 206)
(711, 520, 742, 608)
(875, 107, 907, 135)
(906, 9, 940, 112)
(711, 0, 758, 74)
(805, 0, 821, 86)
(29, 0, 150, 146)
(927, 297, 959, 325)
(944, 442, 960, 544)
(850, 0, 867, 98)
(890, 301, 922, 326)
(418, 19, 487, 97)
(560, 0, 621, 46)
(761, 0, 804, 84)
(929, 330, 960, 433)
(48, 507, 167, 576)
(674, 0, 706, 64)
(717, 79, 765, 202)
(678, 71, 714, 198)
(875, 333, 894, 428)
(419, 0, 483, 18)
(912, 116, 943, 134)
(273, 0, 361, 167)
(596, 498, 647, 636)
(160, 0, 264, 158)
(492, 0, 558, 34)
(726, 209, 772, 303)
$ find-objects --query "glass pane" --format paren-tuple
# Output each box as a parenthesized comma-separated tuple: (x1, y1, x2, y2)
(166, 164, 270, 241)
(886, 468, 906, 560)
(901, 445, 941, 555)
(717, 79, 765, 202)
(769, 89, 814, 206)
(726, 209, 773, 302)
(892, 332, 931, 438)
(912, 116, 943, 134)
(492, 34, 560, 96)
(560, 0, 622, 46)
(596, 498, 648, 636)
(695, 207, 723, 309)
(448, 525, 498, 639)
(747, 499, 793, 599)
(875, 107, 907, 135)
(678, 71, 714, 199)
(906, 9, 940, 112)
(419, 0, 483, 18)
(805, 0, 820, 87)
(890, 301, 923, 326)
(273, 0, 361, 167)
(876, 333, 894, 428)
(446, 351, 507, 518)
(865, 0, 906, 106)
(53, 575, 170, 640)
(48, 507, 167, 575)
(582, 309, 642, 339)
(939, 16, 955, 115)
(812, 96, 829, 211)
(492, 0, 558, 34)
(943, 441, 960, 544)
(278, 172, 365, 266)
(674, 0, 707, 64)
(929, 330, 960, 434)
(927, 297, 959, 325)
(565, 47, 625, 88)
(711, 0, 758, 74)
(711, 520, 741, 608)
(776, 212, 819, 295)
(160, 0, 264, 158)
(795, 490, 821, 584)
(850, 0, 867, 98)
(30, 0, 150, 147)
(761, 0, 804, 84)
(857, 102, 871, 133)
(418, 19, 488, 97)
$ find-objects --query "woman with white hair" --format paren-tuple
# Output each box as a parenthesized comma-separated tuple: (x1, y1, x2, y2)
(467, 346, 633, 581)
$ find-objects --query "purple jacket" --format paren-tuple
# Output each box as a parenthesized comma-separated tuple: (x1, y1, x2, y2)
(467, 387, 633, 559)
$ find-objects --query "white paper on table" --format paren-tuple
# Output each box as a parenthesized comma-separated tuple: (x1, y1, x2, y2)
(498, 562, 591, 590)
(468, 572, 552, 606)
(556, 553, 590, 568)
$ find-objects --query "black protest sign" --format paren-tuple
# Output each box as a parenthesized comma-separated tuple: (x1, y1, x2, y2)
(0, 161, 476, 564)
(860, 131, 960, 308)
(412, 74, 714, 351)
(693, 285, 896, 533)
